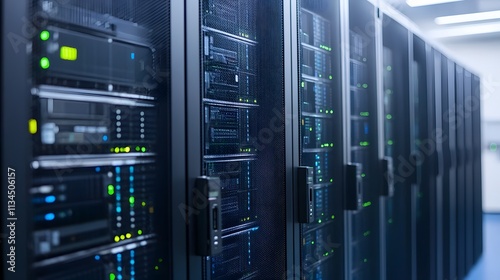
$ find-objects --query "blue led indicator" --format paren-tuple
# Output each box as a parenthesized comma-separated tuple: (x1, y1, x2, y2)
(116, 177, 121, 182)
(45, 195, 56, 203)
(102, 135, 108, 141)
(129, 176, 134, 181)
(117, 266, 122, 272)
(94, 255, 100, 261)
(131, 271, 135, 276)
(130, 166, 134, 172)
(115, 167, 121, 173)
(116, 206, 122, 213)
(117, 275, 122, 280)
(44, 213, 55, 221)
(129, 189, 134, 194)
(116, 185, 121, 190)
(95, 167, 101, 172)
(130, 260, 135, 265)
(130, 52, 135, 60)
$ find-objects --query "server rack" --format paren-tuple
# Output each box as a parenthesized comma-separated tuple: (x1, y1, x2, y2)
(380, 15, 413, 280)
(345, 1, 381, 279)
(471, 74, 483, 265)
(463, 70, 475, 273)
(433, 50, 444, 280)
(296, 1, 344, 279)
(455, 64, 467, 280)
(412, 35, 438, 280)
(186, 1, 290, 279)
(441, 55, 459, 280)
(2, 0, 174, 279)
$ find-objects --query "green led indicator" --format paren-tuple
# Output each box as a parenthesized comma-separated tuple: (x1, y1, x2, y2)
(318, 219, 322, 224)
(129, 196, 135, 204)
(329, 75, 333, 80)
(330, 178, 333, 183)
(309, 127, 313, 131)
(311, 241, 315, 245)
(386, 114, 392, 120)
(135, 146, 140, 152)
(362, 83, 368, 89)
(107, 185, 114, 196)
(138, 229, 143, 235)
(360, 112, 369, 117)
(40, 30, 50, 41)
(361, 173, 366, 178)
(388, 218, 393, 224)
(331, 215, 335, 219)
(360, 141, 370, 147)
(364, 258, 368, 263)
(387, 66, 392, 71)
(141, 147, 146, 152)
(155, 266, 159, 271)
(363, 230, 371, 237)
(301, 82, 305, 88)
(490, 143, 497, 151)
(109, 273, 116, 280)
(40, 57, 50, 69)
(159, 258, 163, 263)
(388, 140, 394, 145)
(363, 201, 372, 208)
(330, 110, 334, 114)
(142, 201, 146, 207)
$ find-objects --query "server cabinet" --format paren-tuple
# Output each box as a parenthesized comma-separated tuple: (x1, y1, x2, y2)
(454, 65, 466, 280)
(381, 15, 413, 280)
(463, 70, 475, 273)
(471, 74, 483, 265)
(441, 56, 458, 280)
(296, 1, 344, 279)
(345, 1, 380, 279)
(433, 50, 444, 280)
(2, 0, 174, 279)
(186, 1, 289, 279)
(412, 36, 438, 280)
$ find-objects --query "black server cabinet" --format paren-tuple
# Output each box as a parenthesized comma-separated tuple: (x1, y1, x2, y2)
(463, 70, 475, 273)
(187, 1, 289, 279)
(433, 50, 444, 280)
(471, 74, 483, 265)
(381, 16, 413, 280)
(412, 36, 438, 280)
(2, 0, 173, 280)
(297, 1, 344, 279)
(346, 1, 380, 279)
(441, 56, 458, 280)
(454, 65, 466, 280)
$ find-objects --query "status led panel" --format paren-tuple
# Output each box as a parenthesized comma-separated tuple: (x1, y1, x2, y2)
(200, 0, 287, 279)
(382, 17, 413, 280)
(348, 1, 380, 279)
(27, 0, 170, 279)
(298, 1, 343, 279)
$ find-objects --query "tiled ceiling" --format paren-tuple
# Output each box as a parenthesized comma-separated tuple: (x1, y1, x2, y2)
(384, 0, 500, 42)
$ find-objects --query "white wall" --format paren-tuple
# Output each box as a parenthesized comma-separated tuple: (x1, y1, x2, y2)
(439, 38, 500, 212)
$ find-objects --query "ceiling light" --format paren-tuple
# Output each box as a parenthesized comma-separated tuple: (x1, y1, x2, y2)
(435, 10, 500, 25)
(406, 0, 463, 7)
(430, 21, 500, 37)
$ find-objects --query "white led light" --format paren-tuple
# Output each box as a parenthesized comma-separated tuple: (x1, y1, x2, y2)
(406, 0, 463, 7)
(435, 10, 500, 25)
(430, 21, 500, 37)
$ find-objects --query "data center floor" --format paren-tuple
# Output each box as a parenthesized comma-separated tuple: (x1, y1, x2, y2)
(465, 214, 500, 280)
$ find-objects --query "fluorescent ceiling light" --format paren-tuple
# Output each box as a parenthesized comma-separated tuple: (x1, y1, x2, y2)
(407, 0, 463, 7)
(435, 10, 500, 25)
(430, 21, 500, 37)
